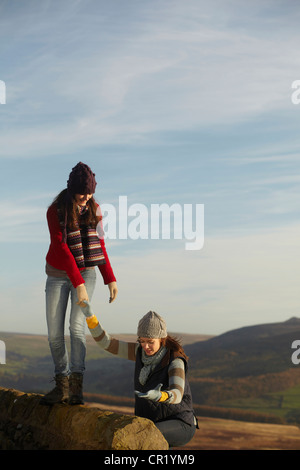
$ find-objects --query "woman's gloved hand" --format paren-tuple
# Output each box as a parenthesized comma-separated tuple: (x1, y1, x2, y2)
(135, 383, 163, 402)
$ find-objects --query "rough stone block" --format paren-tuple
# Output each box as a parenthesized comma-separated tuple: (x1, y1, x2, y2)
(0, 387, 168, 450)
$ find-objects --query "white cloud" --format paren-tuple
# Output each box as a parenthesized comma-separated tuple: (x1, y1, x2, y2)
(1, 1, 299, 157)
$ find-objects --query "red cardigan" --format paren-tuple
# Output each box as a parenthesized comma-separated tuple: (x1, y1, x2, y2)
(46, 203, 116, 288)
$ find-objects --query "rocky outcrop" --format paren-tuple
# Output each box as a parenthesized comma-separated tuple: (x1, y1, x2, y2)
(0, 387, 168, 450)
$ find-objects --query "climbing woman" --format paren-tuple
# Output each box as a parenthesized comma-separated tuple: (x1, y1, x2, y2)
(79, 301, 198, 448)
(40, 162, 117, 406)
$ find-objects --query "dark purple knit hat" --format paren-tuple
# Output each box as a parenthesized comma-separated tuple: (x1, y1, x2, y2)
(67, 162, 97, 195)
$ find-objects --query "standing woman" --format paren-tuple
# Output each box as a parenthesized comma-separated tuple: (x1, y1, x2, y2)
(80, 302, 198, 448)
(40, 162, 117, 406)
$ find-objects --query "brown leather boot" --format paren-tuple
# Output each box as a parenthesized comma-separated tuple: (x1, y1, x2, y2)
(40, 374, 69, 405)
(69, 372, 84, 405)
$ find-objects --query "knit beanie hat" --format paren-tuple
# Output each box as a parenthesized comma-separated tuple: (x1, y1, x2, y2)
(67, 162, 97, 195)
(137, 311, 167, 339)
(61, 162, 97, 243)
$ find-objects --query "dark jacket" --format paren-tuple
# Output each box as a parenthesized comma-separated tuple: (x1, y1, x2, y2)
(134, 346, 196, 426)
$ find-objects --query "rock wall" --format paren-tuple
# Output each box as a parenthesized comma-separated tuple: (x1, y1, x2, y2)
(0, 387, 168, 450)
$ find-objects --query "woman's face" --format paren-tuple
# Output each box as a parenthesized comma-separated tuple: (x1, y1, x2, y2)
(75, 194, 93, 206)
(139, 337, 161, 356)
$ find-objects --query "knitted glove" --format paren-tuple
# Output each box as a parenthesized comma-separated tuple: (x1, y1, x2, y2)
(135, 383, 163, 402)
(79, 300, 94, 318)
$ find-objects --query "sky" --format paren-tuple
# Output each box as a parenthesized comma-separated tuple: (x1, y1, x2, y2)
(0, 0, 299, 338)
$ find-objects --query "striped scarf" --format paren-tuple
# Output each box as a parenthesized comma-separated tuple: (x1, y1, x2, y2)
(139, 346, 167, 386)
(58, 206, 106, 269)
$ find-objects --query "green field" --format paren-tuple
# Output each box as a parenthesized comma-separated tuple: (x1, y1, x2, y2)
(219, 383, 300, 424)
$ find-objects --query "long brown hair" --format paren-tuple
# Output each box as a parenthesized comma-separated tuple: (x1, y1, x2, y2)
(161, 335, 189, 361)
(51, 188, 101, 230)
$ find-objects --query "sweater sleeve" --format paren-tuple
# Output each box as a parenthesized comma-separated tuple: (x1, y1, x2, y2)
(160, 358, 186, 404)
(86, 315, 138, 361)
(45, 204, 85, 288)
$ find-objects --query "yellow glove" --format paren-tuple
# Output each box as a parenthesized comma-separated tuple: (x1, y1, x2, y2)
(159, 391, 170, 402)
(86, 315, 99, 329)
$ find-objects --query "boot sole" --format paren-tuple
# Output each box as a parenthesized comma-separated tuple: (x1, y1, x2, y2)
(39, 398, 69, 406)
(68, 399, 84, 405)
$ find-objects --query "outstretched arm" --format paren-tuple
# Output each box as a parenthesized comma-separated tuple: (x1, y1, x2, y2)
(80, 301, 137, 361)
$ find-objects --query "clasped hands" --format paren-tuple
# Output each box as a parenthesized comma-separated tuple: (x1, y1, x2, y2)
(135, 383, 163, 402)
(76, 281, 118, 307)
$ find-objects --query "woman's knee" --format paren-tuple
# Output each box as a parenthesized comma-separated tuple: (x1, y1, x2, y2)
(155, 420, 195, 448)
(48, 334, 66, 349)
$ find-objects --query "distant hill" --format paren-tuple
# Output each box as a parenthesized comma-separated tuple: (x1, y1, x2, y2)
(184, 317, 300, 414)
(185, 317, 300, 377)
(114, 332, 212, 345)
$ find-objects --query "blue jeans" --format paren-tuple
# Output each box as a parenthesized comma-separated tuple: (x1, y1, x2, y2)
(45, 269, 96, 376)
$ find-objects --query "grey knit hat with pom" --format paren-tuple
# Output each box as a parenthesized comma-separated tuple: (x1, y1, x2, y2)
(137, 311, 167, 339)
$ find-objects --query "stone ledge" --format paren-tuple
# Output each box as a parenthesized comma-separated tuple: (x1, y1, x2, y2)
(0, 387, 168, 450)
